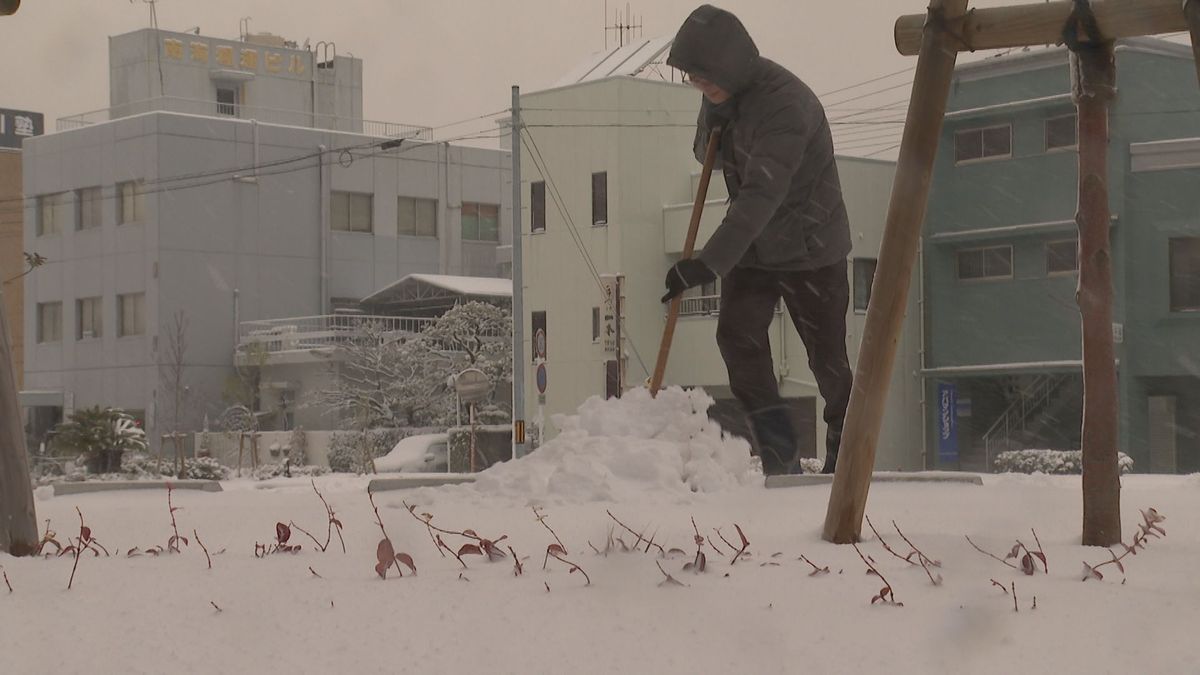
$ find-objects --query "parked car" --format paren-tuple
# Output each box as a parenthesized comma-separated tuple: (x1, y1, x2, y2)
(376, 433, 449, 473)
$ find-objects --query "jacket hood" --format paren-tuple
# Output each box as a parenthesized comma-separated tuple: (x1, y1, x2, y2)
(666, 5, 761, 96)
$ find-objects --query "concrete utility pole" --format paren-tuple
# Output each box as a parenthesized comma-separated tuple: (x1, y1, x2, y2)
(825, 0, 1198, 546)
(0, 283, 37, 555)
(511, 85, 527, 458)
(0, 0, 37, 557)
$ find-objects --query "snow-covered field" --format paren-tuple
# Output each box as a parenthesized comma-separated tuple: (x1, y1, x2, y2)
(3, 388, 1197, 674)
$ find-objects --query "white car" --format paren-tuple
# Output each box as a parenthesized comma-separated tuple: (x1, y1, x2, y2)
(376, 433, 449, 473)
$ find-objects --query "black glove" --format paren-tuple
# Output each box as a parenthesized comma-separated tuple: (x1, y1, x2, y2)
(662, 258, 717, 303)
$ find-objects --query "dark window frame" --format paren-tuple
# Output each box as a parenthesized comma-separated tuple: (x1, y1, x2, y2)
(954, 124, 1012, 165)
(1046, 239, 1079, 276)
(956, 245, 1014, 282)
(1169, 237, 1200, 312)
(1045, 114, 1078, 152)
(531, 181, 546, 233)
(591, 171, 608, 226)
(853, 258, 878, 313)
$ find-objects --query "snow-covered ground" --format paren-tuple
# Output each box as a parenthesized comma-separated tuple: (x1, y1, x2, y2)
(3, 388, 1197, 674)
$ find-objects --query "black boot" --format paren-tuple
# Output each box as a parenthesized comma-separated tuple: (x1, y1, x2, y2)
(821, 450, 837, 474)
(821, 428, 843, 474)
(747, 406, 798, 476)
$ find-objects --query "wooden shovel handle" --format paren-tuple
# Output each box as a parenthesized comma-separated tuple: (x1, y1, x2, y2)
(649, 127, 722, 397)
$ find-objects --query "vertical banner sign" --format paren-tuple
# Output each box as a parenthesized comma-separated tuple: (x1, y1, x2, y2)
(937, 382, 958, 464)
(600, 274, 619, 354)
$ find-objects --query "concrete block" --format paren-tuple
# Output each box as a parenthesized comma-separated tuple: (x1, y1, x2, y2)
(765, 471, 984, 489)
(367, 474, 477, 492)
(52, 479, 223, 496)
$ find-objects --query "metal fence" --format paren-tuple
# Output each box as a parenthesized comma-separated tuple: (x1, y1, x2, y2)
(239, 315, 437, 354)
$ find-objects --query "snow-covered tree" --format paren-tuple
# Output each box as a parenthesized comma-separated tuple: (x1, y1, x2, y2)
(312, 302, 513, 429)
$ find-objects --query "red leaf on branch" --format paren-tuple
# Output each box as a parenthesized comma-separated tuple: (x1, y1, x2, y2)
(276, 523, 291, 545)
(395, 553, 417, 575)
(376, 539, 396, 579)
(458, 544, 483, 557)
(1020, 553, 1035, 576)
(735, 524, 749, 548)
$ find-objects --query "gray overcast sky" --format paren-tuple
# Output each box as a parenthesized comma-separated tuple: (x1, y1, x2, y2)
(1, 0, 1164, 148)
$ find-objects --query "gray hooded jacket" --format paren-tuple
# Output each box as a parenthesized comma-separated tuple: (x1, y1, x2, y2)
(667, 5, 851, 277)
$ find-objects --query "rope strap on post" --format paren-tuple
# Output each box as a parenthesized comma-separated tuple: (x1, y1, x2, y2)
(924, 4, 977, 52)
(1062, 0, 1107, 51)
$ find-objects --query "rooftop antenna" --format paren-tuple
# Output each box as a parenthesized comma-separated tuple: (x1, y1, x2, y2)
(604, 1, 643, 50)
(239, 16, 251, 41)
(131, 0, 166, 97)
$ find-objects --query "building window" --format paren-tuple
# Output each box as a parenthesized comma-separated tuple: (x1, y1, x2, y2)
(37, 302, 62, 343)
(956, 245, 1013, 281)
(77, 297, 102, 340)
(1046, 239, 1079, 276)
(216, 87, 238, 116)
(462, 202, 499, 242)
(592, 172, 608, 226)
(1045, 114, 1078, 151)
(77, 187, 102, 230)
(531, 310, 546, 362)
(118, 293, 145, 337)
(119, 181, 144, 224)
(397, 196, 437, 237)
(331, 191, 373, 233)
(592, 307, 601, 343)
(853, 258, 878, 312)
(1169, 237, 1200, 312)
(954, 125, 1012, 164)
(531, 181, 546, 233)
(36, 192, 68, 236)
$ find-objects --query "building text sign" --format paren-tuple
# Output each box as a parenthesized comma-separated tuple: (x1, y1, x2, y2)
(0, 108, 43, 149)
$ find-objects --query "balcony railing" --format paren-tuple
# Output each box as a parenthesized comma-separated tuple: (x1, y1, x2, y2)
(679, 295, 721, 317)
(56, 95, 433, 140)
(238, 313, 508, 356)
(239, 314, 436, 354)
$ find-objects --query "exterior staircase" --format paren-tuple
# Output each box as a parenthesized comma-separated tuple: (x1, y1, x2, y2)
(980, 374, 1080, 470)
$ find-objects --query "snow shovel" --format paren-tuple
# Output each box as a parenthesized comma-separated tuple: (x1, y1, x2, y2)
(649, 126, 722, 397)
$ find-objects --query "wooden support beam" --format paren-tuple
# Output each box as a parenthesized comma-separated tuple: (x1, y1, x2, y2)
(1186, 0, 1200, 87)
(896, 0, 1188, 56)
(822, 0, 970, 544)
(1072, 42, 1123, 547)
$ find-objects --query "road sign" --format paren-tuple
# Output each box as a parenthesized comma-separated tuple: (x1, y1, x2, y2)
(534, 328, 547, 360)
(536, 363, 547, 395)
(454, 368, 492, 403)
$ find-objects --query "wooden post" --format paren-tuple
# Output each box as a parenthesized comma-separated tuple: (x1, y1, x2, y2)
(649, 128, 721, 397)
(236, 433, 245, 477)
(1185, 0, 1200, 87)
(895, 0, 1188, 56)
(822, 0, 970, 544)
(1072, 41, 1123, 546)
(0, 287, 37, 555)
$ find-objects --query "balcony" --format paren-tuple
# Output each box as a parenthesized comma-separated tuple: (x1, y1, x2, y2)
(679, 294, 720, 317)
(238, 314, 436, 360)
(237, 313, 508, 366)
(56, 96, 433, 140)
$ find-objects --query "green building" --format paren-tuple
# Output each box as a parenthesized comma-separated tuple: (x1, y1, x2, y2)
(922, 38, 1200, 474)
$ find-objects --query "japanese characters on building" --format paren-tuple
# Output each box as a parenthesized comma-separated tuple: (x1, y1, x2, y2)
(0, 108, 43, 149)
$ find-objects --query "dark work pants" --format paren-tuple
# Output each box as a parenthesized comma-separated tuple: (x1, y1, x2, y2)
(716, 260, 853, 461)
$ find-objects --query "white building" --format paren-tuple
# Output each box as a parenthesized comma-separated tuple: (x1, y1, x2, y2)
(22, 27, 511, 447)
(515, 68, 924, 469)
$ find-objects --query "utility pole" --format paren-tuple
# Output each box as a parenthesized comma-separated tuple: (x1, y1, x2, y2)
(0, 282, 37, 555)
(511, 85, 527, 458)
(0, 0, 37, 557)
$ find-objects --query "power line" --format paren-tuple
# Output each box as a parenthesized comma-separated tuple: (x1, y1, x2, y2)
(0, 128, 507, 218)
(817, 65, 917, 98)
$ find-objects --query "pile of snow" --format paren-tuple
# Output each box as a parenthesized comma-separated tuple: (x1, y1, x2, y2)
(472, 387, 755, 502)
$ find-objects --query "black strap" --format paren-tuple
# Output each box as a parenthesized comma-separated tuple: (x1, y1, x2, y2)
(1062, 0, 1106, 51)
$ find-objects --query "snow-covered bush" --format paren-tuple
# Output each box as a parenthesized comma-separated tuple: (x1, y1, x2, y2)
(994, 449, 1134, 475)
(181, 456, 232, 481)
(252, 462, 328, 480)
